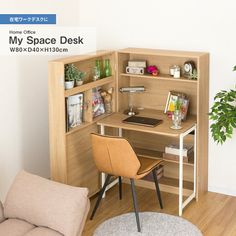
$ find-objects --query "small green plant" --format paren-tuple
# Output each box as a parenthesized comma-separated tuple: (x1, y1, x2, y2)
(209, 66, 236, 144)
(65, 64, 86, 82)
(189, 68, 198, 80)
(175, 98, 182, 111)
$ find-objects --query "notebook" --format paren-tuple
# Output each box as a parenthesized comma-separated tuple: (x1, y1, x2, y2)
(122, 116, 162, 127)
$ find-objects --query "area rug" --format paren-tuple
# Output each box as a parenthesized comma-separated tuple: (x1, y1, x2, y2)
(93, 212, 202, 236)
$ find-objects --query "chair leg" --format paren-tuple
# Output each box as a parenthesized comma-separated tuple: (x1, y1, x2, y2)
(130, 179, 141, 232)
(152, 168, 163, 209)
(90, 174, 111, 220)
(119, 176, 122, 200)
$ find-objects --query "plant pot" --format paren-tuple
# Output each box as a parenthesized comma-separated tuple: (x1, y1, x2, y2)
(76, 80, 84, 86)
(64, 81, 74, 90)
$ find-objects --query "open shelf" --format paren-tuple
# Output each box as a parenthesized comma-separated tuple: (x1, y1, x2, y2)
(93, 113, 113, 123)
(65, 76, 114, 97)
(159, 176, 193, 190)
(135, 147, 194, 166)
(66, 113, 114, 136)
(120, 73, 197, 84)
(66, 121, 92, 136)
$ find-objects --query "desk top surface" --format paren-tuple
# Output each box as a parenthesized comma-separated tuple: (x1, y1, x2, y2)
(97, 110, 196, 137)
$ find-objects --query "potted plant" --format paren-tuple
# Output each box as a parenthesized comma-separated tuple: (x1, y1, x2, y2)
(75, 70, 86, 86)
(209, 66, 236, 144)
(64, 64, 86, 89)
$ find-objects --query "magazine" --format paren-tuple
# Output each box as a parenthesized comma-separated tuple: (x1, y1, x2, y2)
(92, 88, 105, 118)
(66, 93, 83, 131)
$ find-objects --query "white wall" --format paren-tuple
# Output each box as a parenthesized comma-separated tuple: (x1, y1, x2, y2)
(79, 0, 236, 196)
(0, 0, 79, 200)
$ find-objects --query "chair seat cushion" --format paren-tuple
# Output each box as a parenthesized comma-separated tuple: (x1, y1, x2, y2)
(4, 171, 89, 236)
(25, 227, 63, 236)
(136, 156, 163, 179)
(0, 219, 35, 236)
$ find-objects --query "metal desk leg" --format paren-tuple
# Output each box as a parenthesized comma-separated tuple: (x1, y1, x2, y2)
(118, 128, 122, 137)
(179, 134, 184, 216)
(193, 126, 197, 199)
(179, 125, 197, 216)
(100, 125, 106, 198)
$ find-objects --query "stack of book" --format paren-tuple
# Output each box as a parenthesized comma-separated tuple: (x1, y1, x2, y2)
(163, 144, 193, 163)
(142, 164, 164, 182)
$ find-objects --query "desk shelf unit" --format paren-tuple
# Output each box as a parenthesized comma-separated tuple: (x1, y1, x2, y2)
(116, 48, 209, 199)
(49, 48, 209, 203)
(49, 51, 116, 196)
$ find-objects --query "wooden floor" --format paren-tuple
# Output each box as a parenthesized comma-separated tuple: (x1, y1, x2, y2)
(83, 184, 236, 236)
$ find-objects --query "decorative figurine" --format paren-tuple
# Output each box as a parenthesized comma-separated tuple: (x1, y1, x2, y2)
(100, 88, 113, 113)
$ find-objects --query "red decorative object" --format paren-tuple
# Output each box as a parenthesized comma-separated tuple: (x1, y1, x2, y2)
(147, 65, 159, 76)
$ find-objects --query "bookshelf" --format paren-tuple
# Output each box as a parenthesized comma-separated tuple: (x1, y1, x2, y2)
(48, 50, 116, 196)
(49, 48, 209, 199)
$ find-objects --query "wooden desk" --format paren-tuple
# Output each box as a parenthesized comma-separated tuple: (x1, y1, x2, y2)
(97, 110, 197, 216)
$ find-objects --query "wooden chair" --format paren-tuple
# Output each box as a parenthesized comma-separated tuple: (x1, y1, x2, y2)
(90, 133, 163, 232)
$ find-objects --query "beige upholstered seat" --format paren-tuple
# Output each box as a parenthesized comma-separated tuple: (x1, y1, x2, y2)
(0, 171, 90, 236)
(90, 133, 163, 232)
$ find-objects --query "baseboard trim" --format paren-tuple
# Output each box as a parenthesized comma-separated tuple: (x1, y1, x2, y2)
(208, 186, 236, 197)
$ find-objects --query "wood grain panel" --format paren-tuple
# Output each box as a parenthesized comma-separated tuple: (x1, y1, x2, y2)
(66, 124, 100, 196)
(196, 53, 209, 196)
(48, 62, 67, 183)
(117, 53, 130, 112)
(130, 78, 197, 114)
(129, 54, 198, 75)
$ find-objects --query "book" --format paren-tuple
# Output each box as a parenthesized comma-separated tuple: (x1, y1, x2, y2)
(66, 93, 84, 131)
(165, 144, 193, 156)
(180, 98, 189, 121)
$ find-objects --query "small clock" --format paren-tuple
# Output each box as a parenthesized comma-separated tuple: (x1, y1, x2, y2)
(183, 61, 195, 78)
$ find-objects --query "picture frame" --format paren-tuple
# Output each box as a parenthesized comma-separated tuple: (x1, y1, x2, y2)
(66, 93, 84, 131)
(164, 91, 189, 120)
(164, 91, 179, 113)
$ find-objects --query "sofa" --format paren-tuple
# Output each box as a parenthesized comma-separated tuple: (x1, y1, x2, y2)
(0, 171, 90, 236)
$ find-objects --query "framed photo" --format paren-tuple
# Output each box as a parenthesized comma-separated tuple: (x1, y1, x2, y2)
(66, 93, 84, 131)
(164, 91, 189, 120)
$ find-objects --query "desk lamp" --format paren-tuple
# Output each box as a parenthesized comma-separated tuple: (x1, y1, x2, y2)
(119, 86, 145, 116)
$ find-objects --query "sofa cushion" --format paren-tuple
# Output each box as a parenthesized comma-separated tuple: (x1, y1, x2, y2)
(25, 227, 63, 236)
(0, 218, 35, 236)
(4, 170, 89, 236)
(0, 201, 5, 223)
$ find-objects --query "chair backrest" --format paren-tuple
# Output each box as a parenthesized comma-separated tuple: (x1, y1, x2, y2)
(91, 133, 141, 178)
